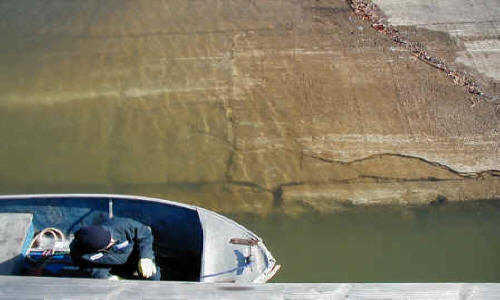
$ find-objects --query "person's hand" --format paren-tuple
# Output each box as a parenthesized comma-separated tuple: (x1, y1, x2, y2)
(138, 258, 156, 278)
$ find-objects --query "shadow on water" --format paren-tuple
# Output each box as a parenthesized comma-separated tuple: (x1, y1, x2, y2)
(230, 200, 500, 283)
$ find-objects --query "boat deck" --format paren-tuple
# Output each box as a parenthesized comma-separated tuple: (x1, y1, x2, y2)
(0, 213, 33, 275)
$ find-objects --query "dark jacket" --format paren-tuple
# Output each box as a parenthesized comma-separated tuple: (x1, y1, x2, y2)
(70, 217, 160, 280)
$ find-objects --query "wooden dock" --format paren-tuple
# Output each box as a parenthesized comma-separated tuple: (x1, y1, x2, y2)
(0, 276, 499, 299)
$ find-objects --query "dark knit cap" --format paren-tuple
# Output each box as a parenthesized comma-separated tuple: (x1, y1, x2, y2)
(75, 225, 111, 252)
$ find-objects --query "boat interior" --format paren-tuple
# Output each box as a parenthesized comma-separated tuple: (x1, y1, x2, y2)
(0, 196, 203, 281)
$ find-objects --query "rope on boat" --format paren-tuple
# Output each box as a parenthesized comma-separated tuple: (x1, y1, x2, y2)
(25, 228, 68, 275)
(27, 227, 66, 256)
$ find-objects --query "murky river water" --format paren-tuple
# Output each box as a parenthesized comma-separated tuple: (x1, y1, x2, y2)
(232, 202, 500, 282)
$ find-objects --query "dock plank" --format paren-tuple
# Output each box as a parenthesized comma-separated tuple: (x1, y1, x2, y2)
(1, 276, 500, 299)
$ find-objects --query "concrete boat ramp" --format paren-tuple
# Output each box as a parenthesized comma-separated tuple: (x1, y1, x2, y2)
(0, 276, 499, 299)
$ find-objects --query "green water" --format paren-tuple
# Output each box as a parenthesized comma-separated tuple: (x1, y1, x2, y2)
(232, 202, 500, 282)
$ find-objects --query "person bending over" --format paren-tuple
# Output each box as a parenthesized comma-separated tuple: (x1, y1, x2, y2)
(70, 217, 161, 280)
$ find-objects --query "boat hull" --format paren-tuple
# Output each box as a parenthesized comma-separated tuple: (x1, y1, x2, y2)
(0, 194, 278, 283)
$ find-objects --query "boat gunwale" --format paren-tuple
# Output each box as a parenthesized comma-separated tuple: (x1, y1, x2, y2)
(0, 193, 199, 211)
(0, 193, 264, 241)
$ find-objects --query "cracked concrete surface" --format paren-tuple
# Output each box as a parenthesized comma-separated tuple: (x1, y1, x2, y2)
(0, 0, 498, 214)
